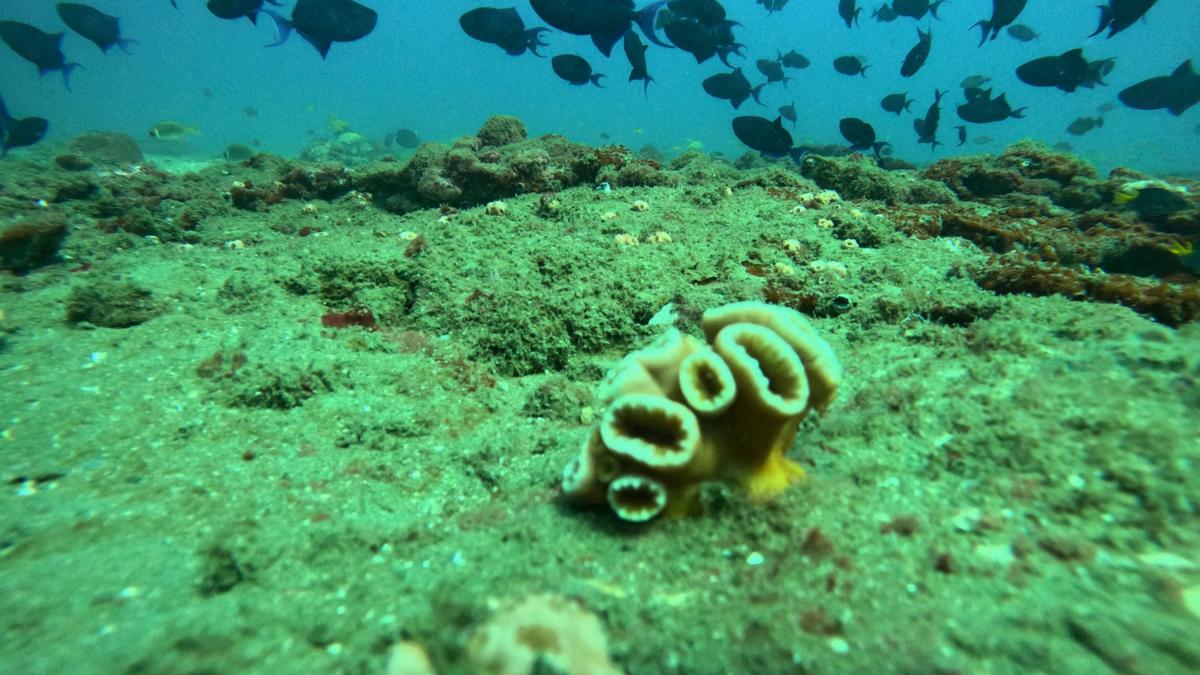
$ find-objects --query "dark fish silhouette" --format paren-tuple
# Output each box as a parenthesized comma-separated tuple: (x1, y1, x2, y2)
(779, 102, 797, 129)
(668, 0, 727, 26)
(702, 68, 764, 109)
(207, 0, 285, 24)
(56, 3, 134, 54)
(1066, 116, 1103, 135)
(1006, 24, 1038, 41)
(913, 89, 944, 149)
(0, 96, 49, 156)
(839, 0, 862, 28)
(756, 56, 788, 84)
(833, 55, 868, 77)
(872, 3, 898, 22)
(732, 115, 794, 157)
(1016, 48, 1114, 93)
(839, 117, 890, 156)
(780, 49, 809, 69)
(1091, 0, 1157, 38)
(0, 21, 82, 88)
(529, 0, 670, 57)
(552, 53, 605, 86)
(957, 87, 1026, 123)
(973, 0, 1026, 45)
(892, 0, 945, 20)
(623, 30, 653, 92)
(1118, 60, 1200, 116)
(459, 7, 548, 56)
(265, 0, 378, 59)
(659, 9, 742, 66)
(757, 0, 790, 14)
(393, 129, 420, 148)
(900, 27, 930, 77)
(955, 125, 967, 146)
(881, 92, 913, 115)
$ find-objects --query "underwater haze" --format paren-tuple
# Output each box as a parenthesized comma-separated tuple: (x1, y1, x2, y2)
(1, 1, 1199, 171)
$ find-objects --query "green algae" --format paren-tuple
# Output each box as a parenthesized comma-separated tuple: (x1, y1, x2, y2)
(0, 138, 1198, 675)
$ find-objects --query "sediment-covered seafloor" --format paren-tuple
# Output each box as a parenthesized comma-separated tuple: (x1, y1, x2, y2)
(1, 118, 1198, 675)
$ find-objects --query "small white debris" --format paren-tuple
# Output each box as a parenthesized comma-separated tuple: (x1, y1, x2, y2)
(828, 637, 850, 654)
(746, 552, 765, 566)
(951, 507, 983, 533)
(648, 303, 678, 327)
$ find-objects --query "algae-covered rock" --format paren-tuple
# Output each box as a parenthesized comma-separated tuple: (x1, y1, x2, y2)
(477, 115, 527, 147)
(353, 132, 596, 212)
(924, 141, 1105, 209)
(66, 132, 144, 167)
(0, 216, 68, 273)
(802, 154, 954, 204)
(65, 277, 161, 328)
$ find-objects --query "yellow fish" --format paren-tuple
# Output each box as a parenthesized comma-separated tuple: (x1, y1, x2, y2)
(148, 121, 198, 140)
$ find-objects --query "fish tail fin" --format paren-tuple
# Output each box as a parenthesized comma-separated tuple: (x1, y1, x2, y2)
(788, 147, 810, 164)
(262, 9, 293, 47)
(115, 38, 136, 55)
(591, 73, 606, 88)
(1096, 116, 1104, 127)
(60, 63, 83, 91)
(1089, 5, 1111, 37)
(717, 44, 743, 68)
(929, 0, 946, 19)
(904, 100, 913, 112)
(635, 0, 674, 49)
(526, 28, 549, 57)
(972, 20, 992, 46)
(860, 65, 869, 77)
(1011, 107, 1027, 119)
(750, 84, 766, 106)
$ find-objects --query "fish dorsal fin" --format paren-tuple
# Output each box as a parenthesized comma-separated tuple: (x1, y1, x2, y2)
(772, 116, 785, 129)
(1172, 59, 1195, 79)
(1063, 47, 1084, 58)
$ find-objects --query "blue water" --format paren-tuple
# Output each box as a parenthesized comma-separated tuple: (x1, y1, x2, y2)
(2, 1, 1198, 173)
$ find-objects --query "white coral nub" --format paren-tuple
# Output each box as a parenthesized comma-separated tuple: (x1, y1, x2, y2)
(607, 475, 668, 522)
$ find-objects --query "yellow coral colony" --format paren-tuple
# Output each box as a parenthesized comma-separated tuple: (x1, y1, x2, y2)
(562, 301, 842, 522)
